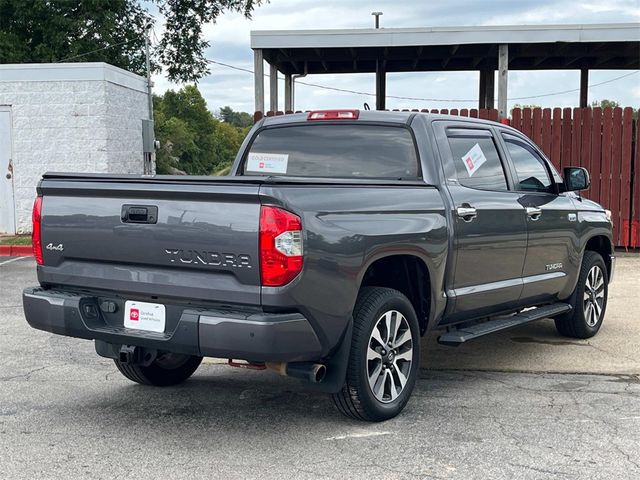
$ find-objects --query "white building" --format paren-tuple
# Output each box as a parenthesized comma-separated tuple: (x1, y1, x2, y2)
(0, 63, 151, 234)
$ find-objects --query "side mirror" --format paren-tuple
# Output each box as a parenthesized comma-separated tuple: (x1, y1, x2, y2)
(564, 167, 590, 192)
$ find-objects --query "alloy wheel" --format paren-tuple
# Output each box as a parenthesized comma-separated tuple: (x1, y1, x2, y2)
(366, 310, 414, 403)
(583, 265, 605, 327)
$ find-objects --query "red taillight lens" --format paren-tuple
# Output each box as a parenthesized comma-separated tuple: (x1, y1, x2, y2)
(307, 109, 359, 120)
(259, 206, 303, 287)
(32, 196, 43, 265)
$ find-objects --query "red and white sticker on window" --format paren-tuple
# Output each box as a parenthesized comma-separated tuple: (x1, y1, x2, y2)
(461, 143, 487, 177)
(247, 152, 289, 174)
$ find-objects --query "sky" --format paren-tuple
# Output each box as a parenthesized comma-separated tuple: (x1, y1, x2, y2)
(150, 0, 640, 114)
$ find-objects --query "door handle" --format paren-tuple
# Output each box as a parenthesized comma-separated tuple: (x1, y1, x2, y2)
(121, 205, 158, 224)
(456, 206, 477, 222)
(526, 207, 542, 221)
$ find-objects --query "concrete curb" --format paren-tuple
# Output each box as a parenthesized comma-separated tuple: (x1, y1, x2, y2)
(0, 245, 33, 257)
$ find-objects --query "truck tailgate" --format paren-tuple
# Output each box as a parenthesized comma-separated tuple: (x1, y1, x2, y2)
(37, 175, 262, 305)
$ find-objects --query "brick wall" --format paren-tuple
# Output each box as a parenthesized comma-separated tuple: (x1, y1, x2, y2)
(0, 64, 148, 233)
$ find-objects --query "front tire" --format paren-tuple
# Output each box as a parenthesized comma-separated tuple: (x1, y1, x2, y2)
(114, 352, 202, 386)
(555, 251, 608, 339)
(332, 287, 420, 422)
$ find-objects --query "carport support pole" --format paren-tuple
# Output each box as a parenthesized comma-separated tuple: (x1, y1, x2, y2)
(254, 49, 264, 115)
(270, 64, 279, 113)
(376, 60, 386, 110)
(580, 69, 589, 108)
(284, 74, 293, 112)
(479, 69, 495, 110)
(498, 44, 508, 120)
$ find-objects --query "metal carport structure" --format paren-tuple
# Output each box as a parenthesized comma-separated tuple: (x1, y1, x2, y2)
(250, 23, 640, 119)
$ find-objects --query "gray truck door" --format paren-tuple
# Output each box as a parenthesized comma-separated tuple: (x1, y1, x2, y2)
(498, 132, 576, 304)
(434, 122, 527, 322)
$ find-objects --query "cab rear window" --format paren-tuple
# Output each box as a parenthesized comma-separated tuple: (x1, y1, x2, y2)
(242, 124, 419, 178)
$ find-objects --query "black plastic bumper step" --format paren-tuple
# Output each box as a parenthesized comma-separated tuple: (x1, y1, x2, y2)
(437, 303, 572, 346)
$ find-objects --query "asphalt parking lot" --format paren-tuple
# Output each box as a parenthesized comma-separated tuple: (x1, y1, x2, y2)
(1, 256, 639, 479)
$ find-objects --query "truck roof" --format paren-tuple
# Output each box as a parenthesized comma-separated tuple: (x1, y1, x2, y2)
(260, 109, 519, 133)
(259, 110, 504, 128)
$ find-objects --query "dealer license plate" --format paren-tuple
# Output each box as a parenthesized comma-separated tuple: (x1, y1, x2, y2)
(124, 300, 166, 333)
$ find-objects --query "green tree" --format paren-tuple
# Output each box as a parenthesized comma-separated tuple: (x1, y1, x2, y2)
(154, 85, 248, 175)
(591, 99, 620, 109)
(0, 0, 149, 72)
(0, 0, 265, 82)
(218, 106, 254, 128)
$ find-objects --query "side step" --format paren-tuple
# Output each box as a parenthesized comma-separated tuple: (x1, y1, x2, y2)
(437, 303, 572, 347)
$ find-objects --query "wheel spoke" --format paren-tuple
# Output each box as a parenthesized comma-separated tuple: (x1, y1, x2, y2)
(383, 311, 393, 344)
(392, 330, 412, 349)
(593, 299, 602, 317)
(388, 370, 399, 401)
(369, 363, 383, 391)
(395, 349, 413, 362)
(394, 362, 408, 389)
(367, 346, 382, 361)
(584, 302, 592, 323)
(370, 326, 385, 348)
(594, 275, 604, 291)
(390, 312, 402, 345)
(595, 290, 605, 299)
(583, 291, 590, 301)
(375, 369, 389, 400)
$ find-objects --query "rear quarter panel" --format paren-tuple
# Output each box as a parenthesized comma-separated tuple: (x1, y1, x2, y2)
(259, 185, 448, 353)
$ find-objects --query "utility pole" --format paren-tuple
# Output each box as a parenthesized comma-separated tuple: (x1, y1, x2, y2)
(371, 11, 382, 29)
(145, 24, 154, 123)
(143, 22, 156, 174)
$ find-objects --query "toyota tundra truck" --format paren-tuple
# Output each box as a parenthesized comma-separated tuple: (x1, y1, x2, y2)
(23, 110, 614, 421)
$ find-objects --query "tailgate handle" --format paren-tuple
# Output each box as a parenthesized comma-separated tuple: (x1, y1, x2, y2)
(121, 205, 158, 224)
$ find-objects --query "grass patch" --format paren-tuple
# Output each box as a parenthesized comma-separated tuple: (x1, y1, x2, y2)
(0, 235, 31, 245)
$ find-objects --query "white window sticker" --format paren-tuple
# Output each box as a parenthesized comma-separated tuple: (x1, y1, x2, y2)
(461, 143, 487, 177)
(247, 152, 289, 174)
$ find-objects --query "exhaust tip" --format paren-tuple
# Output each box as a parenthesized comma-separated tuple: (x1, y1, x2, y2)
(311, 364, 327, 383)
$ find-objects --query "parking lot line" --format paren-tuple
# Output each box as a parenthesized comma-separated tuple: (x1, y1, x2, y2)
(0, 256, 27, 267)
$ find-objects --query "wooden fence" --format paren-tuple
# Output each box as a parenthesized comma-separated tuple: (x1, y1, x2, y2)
(256, 107, 639, 248)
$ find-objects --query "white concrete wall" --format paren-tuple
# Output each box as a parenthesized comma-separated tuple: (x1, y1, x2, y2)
(0, 63, 148, 234)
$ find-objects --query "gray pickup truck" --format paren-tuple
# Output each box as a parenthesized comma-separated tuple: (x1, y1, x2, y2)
(23, 110, 614, 421)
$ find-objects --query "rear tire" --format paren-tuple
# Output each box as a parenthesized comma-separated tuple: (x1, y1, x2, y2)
(332, 287, 420, 422)
(554, 251, 608, 339)
(114, 352, 202, 386)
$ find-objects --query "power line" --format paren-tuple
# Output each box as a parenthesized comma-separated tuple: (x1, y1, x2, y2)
(55, 38, 136, 63)
(206, 59, 639, 103)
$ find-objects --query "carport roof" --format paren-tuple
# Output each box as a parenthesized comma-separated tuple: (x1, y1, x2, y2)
(250, 23, 640, 74)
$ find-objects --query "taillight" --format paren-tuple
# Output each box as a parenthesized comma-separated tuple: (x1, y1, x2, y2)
(259, 206, 303, 287)
(32, 196, 43, 265)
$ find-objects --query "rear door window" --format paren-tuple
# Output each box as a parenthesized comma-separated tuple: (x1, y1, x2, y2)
(243, 124, 419, 178)
(446, 132, 509, 191)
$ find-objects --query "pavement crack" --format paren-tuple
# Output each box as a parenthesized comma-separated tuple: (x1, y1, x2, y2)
(0, 366, 46, 381)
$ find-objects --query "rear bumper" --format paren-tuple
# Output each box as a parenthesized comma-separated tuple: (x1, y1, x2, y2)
(22, 287, 322, 362)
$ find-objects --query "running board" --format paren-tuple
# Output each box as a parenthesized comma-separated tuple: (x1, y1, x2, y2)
(437, 303, 572, 347)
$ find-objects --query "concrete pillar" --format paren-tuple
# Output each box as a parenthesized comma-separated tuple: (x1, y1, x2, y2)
(254, 49, 264, 114)
(580, 69, 589, 108)
(269, 64, 278, 113)
(284, 74, 293, 112)
(497, 44, 509, 119)
(375, 60, 386, 110)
